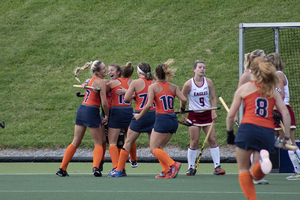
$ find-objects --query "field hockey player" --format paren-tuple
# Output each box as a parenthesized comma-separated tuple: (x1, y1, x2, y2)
(267, 52, 300, 180)
(108, 62, 155, 177)
(134, 59, 187, 179)
(56, 60, 109, 177)
(106, 62, 135, 176)
(226, 57, 291, 200)
(180, 61, 225, 176)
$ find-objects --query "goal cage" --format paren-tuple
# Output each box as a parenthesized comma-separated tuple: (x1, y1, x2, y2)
(239, 22, 300, 139)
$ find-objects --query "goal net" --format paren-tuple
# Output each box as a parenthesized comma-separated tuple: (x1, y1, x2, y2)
(239, 23, 300, 139)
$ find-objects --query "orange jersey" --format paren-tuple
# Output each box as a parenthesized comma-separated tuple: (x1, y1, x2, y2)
(154, 81, 175, 114)
(135, 78, 155, 111)
(241, 88, 275, 129)
(111, 77, 132, 107)
(82, 76, 101, 107)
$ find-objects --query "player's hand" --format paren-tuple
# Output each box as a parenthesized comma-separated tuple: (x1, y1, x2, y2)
(133, 113, 141, 121)
(102, 116, 108, 125)
(282, 137, 292, 150)
(212, 111, 217, 122)
(116, 87, 126, 95)
(227, 130, 235, 145)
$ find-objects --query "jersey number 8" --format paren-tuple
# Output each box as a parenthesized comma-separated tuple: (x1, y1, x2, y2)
(255, 97, 268, 118)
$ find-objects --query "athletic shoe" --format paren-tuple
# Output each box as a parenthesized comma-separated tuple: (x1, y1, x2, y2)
(122, 169, 127, 177)
(169, 161, 181, 178)
(286, 172, 300, 180)
(56, 168, 69, 177)
(213, 165, 226, 175)
(130, 160, 138, 168)
(253, 179, 269, 184)
(108, 169, 123, 177)
(186, 168, 196, 176)
(99, 160, 105, 172)
(260, 149, 272, 174)
(155, 171, 172, 179)
(93, 167, 102, 177)
(107, 168, 116, 177)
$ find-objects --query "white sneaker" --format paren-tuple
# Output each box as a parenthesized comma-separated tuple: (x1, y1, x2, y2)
(253, 179, 269, 185)
(129, 158, 138, 168)
(260, 149, 272, 174)
(286, 172, 300, 180)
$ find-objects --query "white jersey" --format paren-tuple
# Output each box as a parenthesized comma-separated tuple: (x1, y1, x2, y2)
(188, 77, 211, 113)
(277, 71, 289, 105)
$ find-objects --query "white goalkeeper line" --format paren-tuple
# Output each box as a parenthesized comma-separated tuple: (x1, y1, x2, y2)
(0, 189, 299, 195)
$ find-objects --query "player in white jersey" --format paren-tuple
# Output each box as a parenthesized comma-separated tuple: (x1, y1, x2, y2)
(180, 61, 225, 176)
(267, 53, 300, 180)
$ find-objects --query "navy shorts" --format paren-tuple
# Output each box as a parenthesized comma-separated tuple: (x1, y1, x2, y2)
(235, 123, 276, 154)
(108, 106, 133, 129)
(75, 104, 101, 128)
(154, 113, 178, 134)
(129, 110, 155, 133)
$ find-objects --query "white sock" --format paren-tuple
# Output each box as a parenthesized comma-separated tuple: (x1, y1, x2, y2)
(288, 150, 300, 173)
(210, 146, 220, 169)
(187, 148, 197, 169)
(295, 149, 300, 161)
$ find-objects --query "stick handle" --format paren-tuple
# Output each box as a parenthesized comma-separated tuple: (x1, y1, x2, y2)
(278, 121, 298, 150)
(219, 96, 239, 127)
(218, 96, 230, 112)
(73, 85, 84, 88)
(194, 121, 215, 171)
(175, 107, 220, 114)
(285, 144, 298, 150)
(73, 85, 101, 91)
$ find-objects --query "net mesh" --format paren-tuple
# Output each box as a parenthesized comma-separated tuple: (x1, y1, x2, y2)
(244, 26, 300, 139)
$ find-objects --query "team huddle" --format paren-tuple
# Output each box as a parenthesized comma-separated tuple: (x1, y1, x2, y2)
(55, 52, 300, 199)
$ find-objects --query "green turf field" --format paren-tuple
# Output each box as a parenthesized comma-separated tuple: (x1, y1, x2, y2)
(0, 163, 299, 200)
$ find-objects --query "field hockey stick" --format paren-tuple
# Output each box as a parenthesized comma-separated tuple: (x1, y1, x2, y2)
(73, 85, 101, 91)
(194, 121, 215, 174)
(0, 121, 5, 129)
(174, 107, 220, 114)
(178, 119, 193, 127)
(76, 92, 85, 97)
(218, 96, 239, 127)
(277, 120, 298, 150)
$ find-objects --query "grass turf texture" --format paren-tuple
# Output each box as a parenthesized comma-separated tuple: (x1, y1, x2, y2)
(0, 0, 300, 150)
(0, 163, 299, 200)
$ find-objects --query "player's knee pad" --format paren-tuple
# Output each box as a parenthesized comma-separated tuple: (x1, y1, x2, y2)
(117, 131, 125, 148)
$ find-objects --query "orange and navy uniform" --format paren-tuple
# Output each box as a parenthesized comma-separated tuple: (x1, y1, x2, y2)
(152, 81, 178, 134)
(135, 78, 155, 111)
(241, 81, 275, 129)
(154, 81, 175, 114)
(108, 77, 133, 129)
(82, 76, 101, 107)
(111, 77, 131, 107)
(235, 81, 276, 154)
